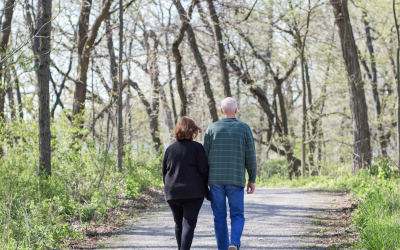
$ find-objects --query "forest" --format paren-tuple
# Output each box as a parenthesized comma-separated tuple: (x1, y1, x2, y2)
(1, 0, 400, 249)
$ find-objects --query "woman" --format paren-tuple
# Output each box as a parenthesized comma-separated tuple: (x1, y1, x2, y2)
(162, 116, 209, 250)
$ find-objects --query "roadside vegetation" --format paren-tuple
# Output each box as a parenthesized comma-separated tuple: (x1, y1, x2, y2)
(257, 158, 400, 249)
(0, 118, 163, 249)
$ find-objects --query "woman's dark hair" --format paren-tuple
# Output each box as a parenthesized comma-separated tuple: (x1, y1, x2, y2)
(175, 116, 201, 141)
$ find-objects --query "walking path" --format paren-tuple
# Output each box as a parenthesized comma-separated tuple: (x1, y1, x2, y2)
(98, 188, 339, 250)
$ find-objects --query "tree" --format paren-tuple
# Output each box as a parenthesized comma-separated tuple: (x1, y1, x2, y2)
(38, 0, 52, 176)
(206, 0, 231, 97)
(73, 0, 115, 122)
(0, 0, 16, 156)
(360, 11, 386, 157)
(117, 0, 124, 172)
(393, 0, 400, 171)
(173, 0, 218, 122)
(171, 0, 198, 117)
(330, 0, 371, 170)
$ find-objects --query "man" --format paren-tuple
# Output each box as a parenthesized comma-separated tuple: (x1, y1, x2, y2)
(203, 97, 257, 250)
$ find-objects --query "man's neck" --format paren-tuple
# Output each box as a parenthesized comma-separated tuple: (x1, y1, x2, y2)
(223, 115, 236, 119)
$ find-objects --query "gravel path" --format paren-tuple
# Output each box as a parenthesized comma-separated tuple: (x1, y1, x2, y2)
(98, 188, 338, 250)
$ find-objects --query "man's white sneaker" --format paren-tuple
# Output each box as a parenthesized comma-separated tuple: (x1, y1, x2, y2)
(228, 244, 239, 250)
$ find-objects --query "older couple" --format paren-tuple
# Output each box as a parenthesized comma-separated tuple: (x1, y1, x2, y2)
(162, 97, 257, 250)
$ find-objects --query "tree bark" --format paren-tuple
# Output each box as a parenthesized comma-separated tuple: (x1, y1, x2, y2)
(73, 0, 115, 121)
(24, 0, 40, 79)
(38, 0, 52, 176)
(127, 79, 162, 153)
(0, 0, 16, 123)
(165, 33, 178, 124)
(301, 49, 307, 177)
(172, 0, 197, 118)
(330, 0, 371, 170)
(393, 0, 400, 172)
(361, 11, 386, 157)
(206, 0, 231, 97)
(11, 65, 23, 120)
(305, 63, 316, 171)
(174, 0, 218, 122)
(159, 85, 174, 139)
(117, 0, 124, 172)
(5, 68, 15, 120)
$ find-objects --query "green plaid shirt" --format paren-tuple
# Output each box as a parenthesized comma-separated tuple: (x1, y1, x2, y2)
(203, 118, 257, 187)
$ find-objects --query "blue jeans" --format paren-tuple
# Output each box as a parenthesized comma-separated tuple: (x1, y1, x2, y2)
(209, 184, 245, 250)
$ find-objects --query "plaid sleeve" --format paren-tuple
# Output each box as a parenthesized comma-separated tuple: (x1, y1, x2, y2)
(245, 127, 257, 183)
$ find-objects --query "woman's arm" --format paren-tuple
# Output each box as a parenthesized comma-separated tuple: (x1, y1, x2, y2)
(162, 150, 168, 184)
(196, 144, 209, 184)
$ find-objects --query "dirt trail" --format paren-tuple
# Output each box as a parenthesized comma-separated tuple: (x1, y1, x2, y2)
(98, 188, 341, 250)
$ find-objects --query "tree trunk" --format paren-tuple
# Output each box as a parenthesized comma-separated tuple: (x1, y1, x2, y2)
(172, 0, 197, 118)
(106, 13, 118, 100)
(12, 65, 23, 120)
(38, 0, 52, 176)
(117, 0, 124, 172)
(159, 85, 174, 139)
(330, 0, 371, 170)
(127, 80, 162, 154)
(305, 63, 316, 170)
(174, 0, 218, 122)
(206, 0, 231, 97)
(24, 0, 41, 79)
(73, 0, 114, 121)
(166, 33, 178, 124)
(5, 68, 15, 119)
(0, 0, 16, 124)
(301, 51, 307, 177)
(393, 0, 400, 172)
(362, 11, 386, 157)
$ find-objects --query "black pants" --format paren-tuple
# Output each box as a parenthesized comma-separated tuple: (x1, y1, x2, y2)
(167, 198, 204, 250)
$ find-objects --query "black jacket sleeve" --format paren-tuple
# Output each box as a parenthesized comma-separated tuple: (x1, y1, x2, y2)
(196, 144, 209, 184)
(162, 149, 168, 184)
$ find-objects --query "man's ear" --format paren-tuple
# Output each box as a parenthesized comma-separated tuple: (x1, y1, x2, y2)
(221, 108, 224, 114)
(235, 108, 238, 114)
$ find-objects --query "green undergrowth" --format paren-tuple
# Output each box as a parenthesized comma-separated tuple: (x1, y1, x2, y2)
(257, 158, 400, 249)
(0, 117, 163, 249)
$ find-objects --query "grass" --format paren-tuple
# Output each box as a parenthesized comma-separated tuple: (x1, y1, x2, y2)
(257, 158, 400, 249)
(0, 118, 164, 249)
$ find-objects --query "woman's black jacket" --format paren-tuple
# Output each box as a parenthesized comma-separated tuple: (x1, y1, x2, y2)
(162, 139, 209, 201)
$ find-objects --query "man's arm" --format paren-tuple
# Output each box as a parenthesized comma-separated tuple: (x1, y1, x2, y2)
(203, 127, 211, 157)
(245, 127, 257, 193)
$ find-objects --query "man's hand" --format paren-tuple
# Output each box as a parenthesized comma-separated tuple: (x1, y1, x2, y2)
(247, 182, 255, 194)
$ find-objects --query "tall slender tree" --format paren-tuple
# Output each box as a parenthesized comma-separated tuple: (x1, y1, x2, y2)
(393, 0, 400, 171)
(38, 0, 52, 176)
(0, 0, 16, 156)
(206, 0, 231, 97)
(117, 0, 124, 172)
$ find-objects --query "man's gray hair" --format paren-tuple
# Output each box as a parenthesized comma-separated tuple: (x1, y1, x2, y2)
(221, 97, 238, 112)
